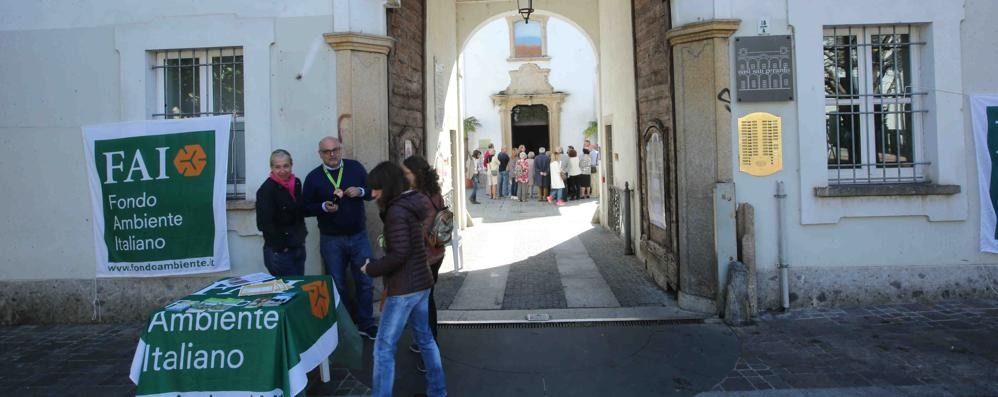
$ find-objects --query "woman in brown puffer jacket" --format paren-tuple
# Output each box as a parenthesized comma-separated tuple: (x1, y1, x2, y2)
(361, 161, 447, 397)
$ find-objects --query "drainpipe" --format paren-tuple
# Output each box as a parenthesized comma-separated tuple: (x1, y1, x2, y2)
(624, 182, 634, 255)
(775, 180, 789, 311)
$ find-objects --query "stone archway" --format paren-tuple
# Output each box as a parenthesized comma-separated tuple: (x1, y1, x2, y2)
(491, 63, 567, 151)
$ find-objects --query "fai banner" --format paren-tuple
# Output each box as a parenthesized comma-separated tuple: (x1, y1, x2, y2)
(972, 96, 998, 253)
(83, 116, 232, 277)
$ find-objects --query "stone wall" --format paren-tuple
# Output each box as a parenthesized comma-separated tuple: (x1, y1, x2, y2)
(631, 0, 678, 290)
(0, 277, 219, 325)
(387, 0, 426, 163)
(756, 264, 998, 310)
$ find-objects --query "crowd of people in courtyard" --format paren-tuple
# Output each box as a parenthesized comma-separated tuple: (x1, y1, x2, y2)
(466, 140, 600, 206)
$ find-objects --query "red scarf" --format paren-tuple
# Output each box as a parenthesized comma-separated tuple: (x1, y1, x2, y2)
(270, 173, 297, 200)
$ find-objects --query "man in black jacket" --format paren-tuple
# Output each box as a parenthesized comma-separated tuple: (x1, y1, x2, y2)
(256, 149, 307, 276)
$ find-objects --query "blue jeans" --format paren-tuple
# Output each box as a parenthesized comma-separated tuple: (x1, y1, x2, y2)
(262, 245, 305, 277)
(551, 188, 564, 201)
(373, 289, 446, 397)
(320, 231, 375, 329)
(469, 174, 480, 202)
(498, 171, 510, 197)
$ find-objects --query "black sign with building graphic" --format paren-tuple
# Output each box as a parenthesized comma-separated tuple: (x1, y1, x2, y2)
(734, 35, 794, 102)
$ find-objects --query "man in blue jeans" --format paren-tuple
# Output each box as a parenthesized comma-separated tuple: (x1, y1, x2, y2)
(303, 136, 378, 339)
(497, 147, 510, 198)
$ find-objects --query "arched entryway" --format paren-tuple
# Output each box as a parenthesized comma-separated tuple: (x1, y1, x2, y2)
(490, 63, 568, 153)
(511, 104, 549, 153)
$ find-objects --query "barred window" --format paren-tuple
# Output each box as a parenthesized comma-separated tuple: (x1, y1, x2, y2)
(152, 47, 245, 199)
(824, 25, 927, 184)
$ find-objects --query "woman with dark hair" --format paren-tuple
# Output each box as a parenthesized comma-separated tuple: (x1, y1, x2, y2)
(579, 148, 593, 199)
(361, 161, 446, 397)
(467, 150, 483, 204)
(401, 155, 447, 372)
(255, 149, 307, 276)
(566, 148, 582, 201)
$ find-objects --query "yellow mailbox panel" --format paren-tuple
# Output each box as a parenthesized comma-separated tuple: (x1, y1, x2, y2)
(737, 112, 783, 176)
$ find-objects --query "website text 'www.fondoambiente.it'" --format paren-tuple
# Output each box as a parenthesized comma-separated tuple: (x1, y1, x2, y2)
(107, 258, 215, 273)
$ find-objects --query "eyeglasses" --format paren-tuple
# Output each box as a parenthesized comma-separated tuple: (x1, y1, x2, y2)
(319, 148, 342, 155)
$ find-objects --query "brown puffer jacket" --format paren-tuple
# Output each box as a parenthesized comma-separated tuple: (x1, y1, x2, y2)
(364, 191, 434, 296)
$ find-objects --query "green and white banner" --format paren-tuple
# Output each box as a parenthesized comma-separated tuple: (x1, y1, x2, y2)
(972, 95, 998, 253)
(83, 116, 231, 277)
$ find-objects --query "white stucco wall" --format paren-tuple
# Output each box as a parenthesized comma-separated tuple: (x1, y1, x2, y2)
(426, 0, 462, 225)
(596, 0, 640, 242)
(0, 1, 345, 280)
(460, 14, 596, 153)
(671, 0, 998, 279)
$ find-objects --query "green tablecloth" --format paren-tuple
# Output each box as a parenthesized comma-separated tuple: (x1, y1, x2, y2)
(129, 275, 362, 396)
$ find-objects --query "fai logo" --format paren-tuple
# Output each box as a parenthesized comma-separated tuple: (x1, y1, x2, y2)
(301, 280, 330, 319)
(173, 144, 208, 177)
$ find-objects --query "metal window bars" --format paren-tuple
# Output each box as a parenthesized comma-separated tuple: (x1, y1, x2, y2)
(823, 25, 929, 185)
(151, 47, 246, 199)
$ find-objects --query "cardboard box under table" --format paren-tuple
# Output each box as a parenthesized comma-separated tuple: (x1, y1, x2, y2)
(129, 275, 362, 396)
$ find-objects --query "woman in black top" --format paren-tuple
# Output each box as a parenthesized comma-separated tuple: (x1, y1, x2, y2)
(255, 149, 307, 276)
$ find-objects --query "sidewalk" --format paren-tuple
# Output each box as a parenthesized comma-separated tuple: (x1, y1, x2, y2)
(701, 299, 998, 396)
(1, 299, 996, 396)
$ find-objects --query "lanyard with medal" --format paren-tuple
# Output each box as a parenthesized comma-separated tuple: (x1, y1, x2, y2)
(323, 164, 344, 206)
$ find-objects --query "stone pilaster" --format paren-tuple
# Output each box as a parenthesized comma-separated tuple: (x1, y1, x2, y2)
(325, 32, 394, 256)
(324, 32, 394, 168)
(667, 19, 740, 314)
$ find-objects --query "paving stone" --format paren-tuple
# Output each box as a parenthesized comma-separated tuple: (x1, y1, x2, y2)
(501, 250, 566, 310)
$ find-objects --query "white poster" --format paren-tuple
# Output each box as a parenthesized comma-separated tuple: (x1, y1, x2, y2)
(971, 95, 998, 253)
(82, 116, 232, 277)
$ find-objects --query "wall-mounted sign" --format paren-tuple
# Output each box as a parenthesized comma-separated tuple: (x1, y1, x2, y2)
(737, 112, 783, 176)
(734, 35, 794, 102)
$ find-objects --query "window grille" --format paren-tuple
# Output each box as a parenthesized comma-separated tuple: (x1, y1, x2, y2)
(151, 47, 245, 199)
(823, 25, 928, 185)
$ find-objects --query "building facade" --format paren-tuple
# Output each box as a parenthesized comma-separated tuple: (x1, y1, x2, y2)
(1, 0, 996, 324)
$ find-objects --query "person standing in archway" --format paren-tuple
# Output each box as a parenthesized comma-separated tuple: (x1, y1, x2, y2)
(497, 147, 511, 199)
(567, 147, 582, 201)
(526, 151, 536, 200)
(514, 151, 530, 202)
(467, 150, 482, 204)
(487, 148, 500, 199)
(549, 148, 566, 206)
(579, 147, 593, 199)
(534, 147, 550, 202)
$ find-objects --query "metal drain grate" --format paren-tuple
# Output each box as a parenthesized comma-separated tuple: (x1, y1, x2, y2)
(439, 318, 706, 329)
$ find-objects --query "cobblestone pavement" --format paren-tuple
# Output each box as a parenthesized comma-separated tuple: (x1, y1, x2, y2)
(0, 323, 140, 396)
(704, 299, 998, 396)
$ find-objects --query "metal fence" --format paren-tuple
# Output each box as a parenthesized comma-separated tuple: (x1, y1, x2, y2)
(606, 184, 622, 234)
(150, 47, 246, 199)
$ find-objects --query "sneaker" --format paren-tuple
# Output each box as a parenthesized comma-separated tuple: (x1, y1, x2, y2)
(556, 200, 566, 206)
(416, 358, 427, 374)
(547, 196, 553, 203)
(409, 343, 421, 353)
(358, 325, 378, 340)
